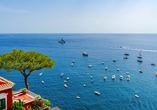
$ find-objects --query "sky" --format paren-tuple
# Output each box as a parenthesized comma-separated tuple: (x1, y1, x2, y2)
(0, 0, 157, 33)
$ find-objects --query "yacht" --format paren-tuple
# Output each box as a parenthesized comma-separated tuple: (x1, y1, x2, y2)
(151, 63, 156, 66)
(60, 73, 64, 77)
(113, 59, 116, 62)
(102, 62, 104, 64)
(39, 73, 42, 76)
(58, 39, 66, 43)
(125, 53, 129, 55)
(127, 78, 130, 81)
(64, 84, 67, 88)
(156, 72, 157, 76)
(67, 77, 69, 80)
(88, 65, 92, 68)
(128, 75, 130, 78)
(104, 77, 107, 80)
(64, 80, 67, 83)
(117, 68, 119, 71)
(123, 57, 128, 59)
(84, 84, 86, 87)
(135, 95, 139, 98)
(77, 96, 80, 99)
(120, 76, 123, 80)
(137, 59, 143, 62)
(95, 91, 100, 95)
(42, 81, 44, 83)
(137, 51, 142, 58)
(91, 80, 94, 83)
(139, 70, 143, 73)
(126, 72, 129, 74)
(112, 75, 115, 79)
(105, 67, 107, 70)
(82, 52, 88, 56)
(91, 76, 92, 79)
(72, 61, 74, 63)
(71, 63, 73, 66)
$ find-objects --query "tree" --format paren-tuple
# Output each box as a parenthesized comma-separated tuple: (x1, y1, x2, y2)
(0, 49, 55, 90)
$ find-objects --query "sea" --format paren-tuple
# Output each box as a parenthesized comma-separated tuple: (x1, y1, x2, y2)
(0, 34, 157, 110)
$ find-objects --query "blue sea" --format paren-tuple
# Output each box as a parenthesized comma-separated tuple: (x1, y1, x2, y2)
(0, 34, 157, 110)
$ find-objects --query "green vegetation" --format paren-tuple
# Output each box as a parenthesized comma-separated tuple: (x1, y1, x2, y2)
(41, 98, 51, 107)
(20, 88, 27, 92)
(0, 49, 55, 90)
(35, 95, 41, 99)
(12, 91, 15, 95)
(11, 99, 24, 110)
(32, 99, 44, 110)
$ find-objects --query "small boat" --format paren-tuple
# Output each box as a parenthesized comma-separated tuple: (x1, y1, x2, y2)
(120, 46, 122, 48)
(105, 67, 107, 70)
(91, 76, 92, 79)
(67, 77, 69, 80)
(72, 61, 74, 63)
(39, 73, 42, 76)
(77, 96, 80, 99)
(137, 59, 143, 62)
(42, 81, 44, 83)
(113, 59, 116, 62)
(104, 77, 107, 80)
(123, 57, 128, 59)
(120, 76, 123, 80)
(112, 75, 115, 79)
(64, 84, 67, 88)
(137, 51, 142, 58)
(117, 68, 119, 71)
(135, 95, 139, 98)
(84, 84, 86, 87)
(127, 78, 130, 81)
(58, 38, 66, 43)
(128, 75, 130, 78)
(71, 63, 73, 66)
(88, 65, 92, 68)
(126, 72, 129, 74)
(64, 80, 67, 83)
(82, 52, 88, 56)
(91, 80, 94, 83)
(125, 53, 129, 55)
(156, 72, 157, 76)
(102, 62, 104, 64)
(60, 73, 64, 77)
(139, 70, 143, 73)
(87, 73, 89, 75)
(151, 63, 156, 66)
(95, 91, 100, 95)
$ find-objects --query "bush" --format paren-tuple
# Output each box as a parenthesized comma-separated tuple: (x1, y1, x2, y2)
(20, 88, 27, 92)
(12, 91, 15, 95)
(41, 98, 51, 107)
(35, 95, 41, 99)
(11, 99, 24, 110)
(32, 99, 44, 110)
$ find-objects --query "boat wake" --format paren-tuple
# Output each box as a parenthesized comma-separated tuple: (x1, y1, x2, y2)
(121, 47, 157, 52)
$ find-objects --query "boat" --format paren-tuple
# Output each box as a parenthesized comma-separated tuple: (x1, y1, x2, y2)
(105, 67, 107, 70)
(156, 72, 157, 76)
(128, 75, 130, 78)
(137, 59, 143, 62)
(60, 73, 64, 77)
(64, 84, 67, 88)
(123, 57, 128, 59)
(82, 52, 88, 56)
(104, 77, 107, 80)
(91, 80, 94, 83)
(125, 53, 129, 55)
(117, 68, 119, 71)
(67, 77, 69, 80)
(112, 75, 115, 79)
(113, 59, 116, 62)
(151, 63, 156, 66)
(120, 46, 122, 48)
(88, 65, 92, 68)
(137, 51, 142, 58)
(135, 95, 139, 98)
(84, 84, 86, 87)
(139, 70, 143, 73)
(127, 78, 130, 81)
(71, 63, 73, 66)
(58, 39, 66, 43)
(95, 91, 100, 95)
(72, 61, 74, 63)
(102, 62, 104, 64)
(126, 72, 129, 74)
(64, 80, 67, 83)
(91, 76, 92, 79)
(77, 96, 80, 99)
(87, 73, 89, 75)
(120, 76, 123, 80)
(39, 73, 42, 76)
(42, 81, 44, 83)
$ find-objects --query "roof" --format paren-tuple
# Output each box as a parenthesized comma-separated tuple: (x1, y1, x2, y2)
(13, 93, 34, 103)
(50, 107, 61, 110)
(0, 76, 15, 89)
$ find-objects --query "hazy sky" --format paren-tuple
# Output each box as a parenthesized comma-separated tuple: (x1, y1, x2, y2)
(0, 0, 157, 33)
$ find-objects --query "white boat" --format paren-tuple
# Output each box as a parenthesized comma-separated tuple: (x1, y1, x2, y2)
(112, 75, 115, 79)
(125, 53, 129, 55)
(105, 67, 107, 70)
(137, 51, 142, 58)
(137, 59, 143, 62)
(84, 84, 86, 87)
(71, 63, 73, 66)
(88, 65, 92, 68)
(135, 95, 139, 98)
(58, 39, 66, 43)
(128, 75, 130, 78)
(102, 62, 104, 64)
(123, 57, 128, 59)
(120, 76, 123, 80)
(72, 61, 74, 63)
(127, 78, 130, 81)
(126, 72, 129, 74)
(42, 81, 44, 83)
(60, 73, 64, 77)
(64, 84, 67, 88)
(104, 77, 107, 80)
(64, 80, 67, 83)
(91, 76, 92, 79)
(151, 63, 156, 66)
(77, 96, 80, 99)
(95, 91, 100, 95)
(87, 73, 89, 75)
(117, 68, 119, 71)
(82, 52, 88, 56)
(156, 72, 157, 76)
(39, 73, 42, 76)
(67, 77, 69, 80)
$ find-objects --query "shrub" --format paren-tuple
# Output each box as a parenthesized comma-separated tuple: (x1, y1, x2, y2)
(41, 98, 51, 107)
(12, 91, 15, 95)
(20, 88, 27, 92)
(35, 95, 41, 99)
(11, 99, 24, 110)
(32, 99, 44, 110)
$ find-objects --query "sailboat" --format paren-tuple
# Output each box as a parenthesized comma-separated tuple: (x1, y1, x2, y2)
(137, 51, 142, 58)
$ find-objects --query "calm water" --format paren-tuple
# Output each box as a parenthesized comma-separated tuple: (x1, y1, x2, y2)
(0, 34, 157, 110)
